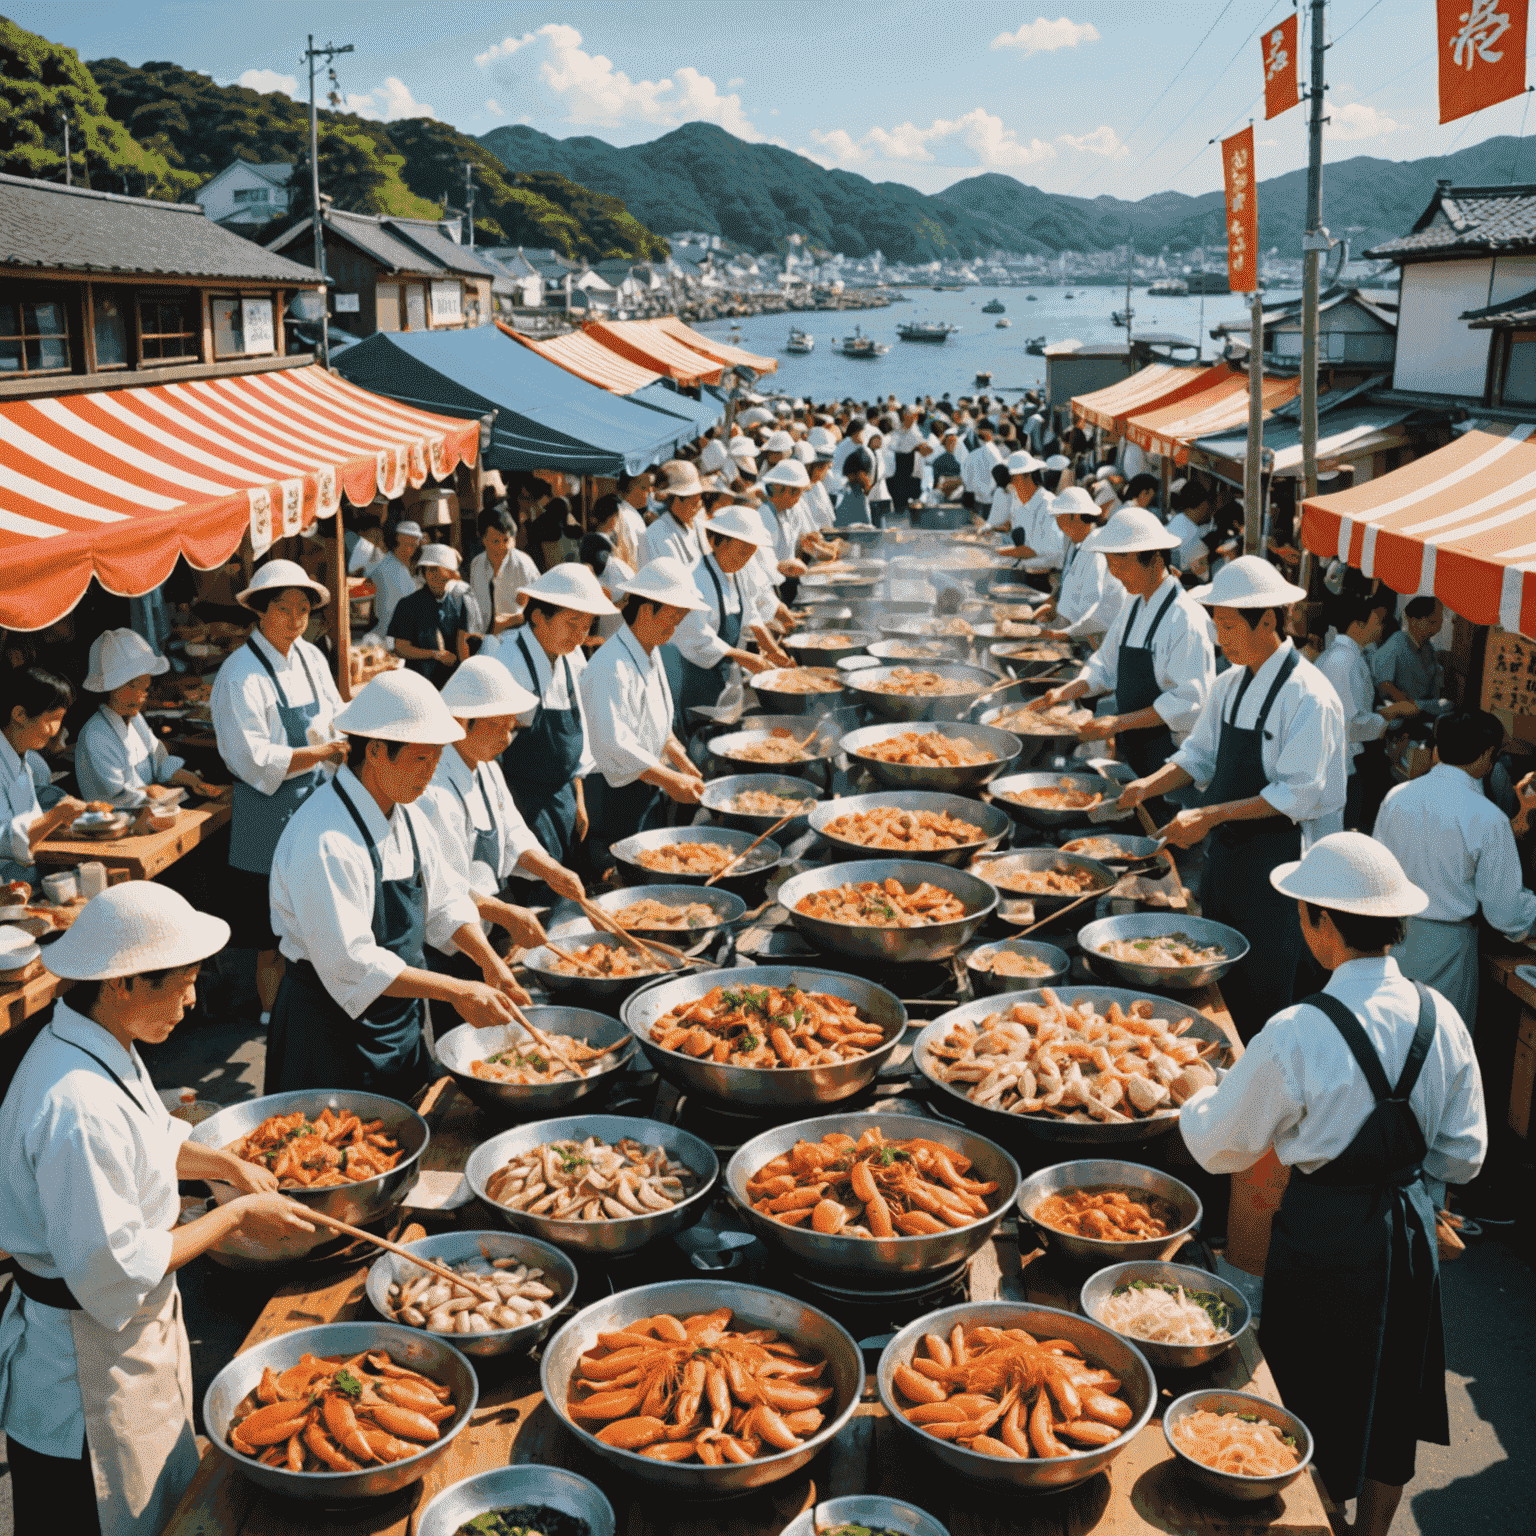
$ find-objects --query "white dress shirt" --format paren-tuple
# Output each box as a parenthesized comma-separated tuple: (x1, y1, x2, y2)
(1180, 956, 1487, 1184)
(1375, 762, 1536, 936)
(269, 766, 479, 1018)
(1055, 540, 1126, 638)
(1165, 511, 1212, 573)
(616, 503, 647, 569)
(1315, 633, 1386, 774)
(210, 632, 343, 797)
(803, 479, 836, 530)
(642, 509, 706, 568)
(468, 547, 540, 634)
(1015, 488, 1066, 567)
(963, 441, 1004, 515)
(889, 425, 925, 456)
(491, 629, 597, 777)
(362, 553, 420, 649)
(0, 1004, 191, 1456)
(1172, 638, 1347, 850)
(673, 554, 745, 669)
(579, 624, 674, 787)
(1078, 575, 1215, 742)
(348, 536, 386, 577)
(0, 734, 43, 868)
(74, 707, 184, 809)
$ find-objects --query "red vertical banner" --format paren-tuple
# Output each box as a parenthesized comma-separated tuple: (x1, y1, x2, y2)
(1221, 126, 1259, 295)
(1438, 0, 1528, 123)
(1263, 14, 1300, 119)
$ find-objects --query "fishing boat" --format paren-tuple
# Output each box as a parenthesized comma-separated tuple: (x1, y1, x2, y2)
(834, 326, 888, 359)
(1111, 308, 1135, 328)
(975, 369, 992, 387)
(896, 320, 957, 344)
(995, 318, 1011, 328)
(981, 299, 1005, 314)
(785, 326, 814, 354)
(1025, 293, 1038, 301)
(1025, 336, 1047, 355)
(1063, 292, 1075, 300)
(1149, 277, 1188, 297)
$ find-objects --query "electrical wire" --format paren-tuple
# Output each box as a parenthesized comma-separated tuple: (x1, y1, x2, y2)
(1510, 89, 1535, 183)
(1329, 0, 1387, 48)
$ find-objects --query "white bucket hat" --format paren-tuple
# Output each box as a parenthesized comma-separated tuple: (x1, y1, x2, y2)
(45, 882, 230, 981)
(440, 655, 538, 718)
(333, 669, 466, 744)
(657, 460, 708, 499)
(739, 406, 775, 427)
(1052, 486, 1101, 521)
(415, 543, 460, 571)
(236, 558, 330, 610)
(517, 562, 619, 616)
(1094, 483, 1123, 508)
(761, 459, 810, 491)
(704, 505, 775, 548)
(1006, 450, 1045, 476)
(84, 628, 170, 693)
(762, 430, 795, 455)
(1192, 555, 1308, 608)
(807, 427, 836, 451)
(1085, 508, 1180, 555)
(792, 441, 816, 465)
(1094, 466, 1120, 483)
(697, 441, 731, 476)
(1045, 454, 1072, 472)
(393, 520, 424, 540)
(622, 556, 709, 611)
(1270, 831, 1429, 917)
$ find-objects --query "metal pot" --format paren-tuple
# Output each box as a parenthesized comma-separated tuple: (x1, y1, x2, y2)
(1076, 913, 1250, 993)
(748, 666, 849, 715)
(808, 789, 1011, 867)
(610, 825, 784, 892)
(840, 719, 1023, 792)
(846, 662, 1004, 723)
(699, 774, 821, 834)
(988, 770, 1128, 830)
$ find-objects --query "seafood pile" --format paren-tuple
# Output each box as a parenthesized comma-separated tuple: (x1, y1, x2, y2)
(723, 789, 814, 818)
(648, 982, 887, 1068)
(1096, 1280, 1234, 1347)
(880, 641, 952, 660)
(995, 643, 1071, 667)
(384, 1255, 560, 1335)
(1061, 836, 1139, 859)
(855, 732, 997, 768)
(990, 620, 1042, 639)
(991, 705, 1089, 736)
(973, 860, 1105, 896)
(566, 1306, 835, 1463)
(484, 1137, 699, 1221)
(732, 739, 813, 765)
(634, 842, 739, 875)
(1001, 780, 1104, 811)
(822, 806, 988, 852)
(890, 1322, 1134, 1458)
(545, 943, 664, 978)
(968, 947, 1058, 979)
(470, 1028, 619, 1085)
(1031, 1187, 1180, 1241)
(1097, 932, 1227, 969)
(743, 1126, 1000, 1238)
(226, 1108, 403, 1188)
(609, 897, 719, 931)
(863, 668, 978, 697)
(925, 993, 1220, 1123)
(889, 617, 973, 638)
(790, 633, 861, 650)
(224, 1350, 455, 1472)
(758, 669, 843, 693)
(796, 878, 968, 927)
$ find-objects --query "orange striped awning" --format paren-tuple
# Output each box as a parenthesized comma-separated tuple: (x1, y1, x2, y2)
(1302, 424, 1536, 636)
(654, 316, 777, 375)
(1073, 362, 1230, 432)
(498, 321, 662, 393)
(0, 364, 478, 633)
(1124, 370, 1301, 464)
(581, 319, 725, 387)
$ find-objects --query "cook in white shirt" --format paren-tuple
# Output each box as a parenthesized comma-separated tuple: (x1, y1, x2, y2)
(1034, 488, 1125, 639)
(0, 884, 313, 1536)
(613, 471, 651, 569)
(578, 557, 707, 872)
(801, 449, 838, 529)
(1374, 709, 1536, 1027)
(358, 519, 423, 649)
(346, 512, 387, 577)
(1181, 834, 1485, 1526)
(467, 507, 540, 638)
(642, 461, 711, 568)
(1165, 483, 1215, 575)
(0, 667, 84, 887)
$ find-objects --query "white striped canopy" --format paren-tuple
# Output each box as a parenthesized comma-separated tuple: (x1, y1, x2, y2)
(0, 364, 479, 632)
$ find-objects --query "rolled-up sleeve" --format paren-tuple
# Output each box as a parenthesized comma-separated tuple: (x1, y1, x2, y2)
(1079, 613, 1128, 698)
(212, 667, 291, 797)
(1179, 1035, 1306, 1175)
(1152, 614, 1214, 739)
(1424, 1040, 1488, 1186)
(1171, 679, 1225, 788)
(1262, 687, 1345, 825)
(1474, 817, 1536, 940)
(673, 607, 731, 668)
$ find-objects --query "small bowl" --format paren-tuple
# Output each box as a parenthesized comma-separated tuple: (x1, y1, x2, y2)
(417, 1465, 616, 1536)
(1017, 1158, 1203, 1266)
(1080, 1259, 1251, 1371)
(777, 1497, 949, 1536)
(1077, 913, 1250, 993)
(700, 774, 820, 835)
(963, 938, 1071, 995)
(1163, 1388, 1314, 1503)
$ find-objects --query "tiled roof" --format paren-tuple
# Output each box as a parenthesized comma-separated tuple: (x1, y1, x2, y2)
(1367, 184, 1536, 259)
(269, 208, 436, 275)
(249, 162, 295, 186)
(1462, 285, 1536, 328)
(386, 218, 498, 279)
(0, 171, 318, 282)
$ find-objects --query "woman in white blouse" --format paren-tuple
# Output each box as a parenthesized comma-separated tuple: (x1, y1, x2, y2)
(1, 667, 85, 890)
(75, 630, 223, 810)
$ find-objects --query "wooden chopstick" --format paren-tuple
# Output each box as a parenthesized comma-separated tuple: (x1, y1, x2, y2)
(575, 897, 682, 970)
(705, 806, 800, 887)
(1135, 803, 1194, 911)
(542, 940, 607, 978)
(297, 1208, 497, 1303)
(1013, 885, 1103, 938)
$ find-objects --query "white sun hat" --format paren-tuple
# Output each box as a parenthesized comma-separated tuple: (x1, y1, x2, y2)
(807, 426, 836, 452)
(762, 430, 795, 455)
(1085, 507, 1180, 554)
(1052, 486, 1101, 520)
(45, 882, 230, 981)
(792, 441, 816, 465)
(236, 557, 330, 610)
(697, 441, 731, 476)
(333, 669, 466, 744)
(84, 628, 170, 693)
(657, 460, 709, 498)
(517, 561, 620, 616)
(415, 543, 460, 571)
(728, 435, 758, 455)
(761, 459, 810, 490)
(1094, 466, 1119, 483)
(1192, 554, 1308, 608)
(738, 406, 775, 427)
(1044, 453, 1072, 472)
(622, 556, 709, 611)
(1006, 450, 1045, 476)
(1270, 831, 1429, 917)
(440, 655, 538, 718)
(704, 504, 775, 548)
(393, 520, 424, 540)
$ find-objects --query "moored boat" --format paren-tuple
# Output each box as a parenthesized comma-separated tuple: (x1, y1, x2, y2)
(981, 299, 1005, 314)
(786, 326, 814, 354)
(896, 321, 957, 344)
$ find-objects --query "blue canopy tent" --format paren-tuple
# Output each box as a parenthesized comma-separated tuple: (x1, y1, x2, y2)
(331, 329, 695, 476)
(629, 380, 724, 436)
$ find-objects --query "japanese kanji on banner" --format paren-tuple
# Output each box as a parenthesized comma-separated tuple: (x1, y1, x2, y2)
(1438, 0, 1527, 123)
(1263, 14, 1300, 119)
(1221, 126, 1259, 294)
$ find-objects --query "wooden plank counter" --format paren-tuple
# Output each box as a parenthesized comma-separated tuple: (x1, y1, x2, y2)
(33, 800, 231, 881)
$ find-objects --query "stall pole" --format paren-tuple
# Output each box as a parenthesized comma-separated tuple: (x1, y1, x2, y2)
(332, 509, 353, 702)
(1244, 291, 1264, 556)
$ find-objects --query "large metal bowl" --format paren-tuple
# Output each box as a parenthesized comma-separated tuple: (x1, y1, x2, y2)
(434, 1008, 634, 1120)
(808, 790, 1011, 867)
(989, 639, 1076, 680)
(706, 714, 852, 777)
(847, 663, 1001, 722)
(365, 1229, 578, 1360)
(778, 1496, 949, 1536)
(872, 626, 970, 661)
(1078, 913, 1250, 993)
(725, 1112, 1020, 1280)
(540, 1279, 863, 1494)
(700, 773, 821, 835)
(867, 637, 961, 664)
(840, 719, 1022, 792)
(800, 571, 879, 601)
(979, 702, 1087, 768)
(913, 988, 1233, 1145)
(777, 859, 998, 963)
(190, 1090, 428, 1269)
(418, 1465, 616, 1536)
(967, 847, 1118, 920)
(988, 770, 1129, 830)
(1018, 1158, 1203, 1266)
(877, 1302, 1156, 1493)
(963, 938, 1072, 995)
(520, 933, 695, 1009)
(549, 883, 745, 951)
(749, 667, 850, 715)
(1056, 831, 1167, 873)
(620, 965, 907, 1111)
(611, 825, 783, 891)
(203, 1322, 477, 1501)
(1080, 1260, 1251, 1371)
(464, 1113, 718, 1256)
(1163, 1389, 1315, 1503)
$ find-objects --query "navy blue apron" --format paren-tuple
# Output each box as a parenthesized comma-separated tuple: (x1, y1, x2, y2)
(1261, 984, 1446, 1501)
(1197, 648, 1303, 1041)
(427, 762, 504, 1030)
(229, 640, 326, 874)
(264, 780, 431, 1099)
(395, 589, 469, 687)
(833, 486, 871, 528)
(1115, 582, 1180, 780)
(676, 559, 742, 723)
(503, 634, 585, 866)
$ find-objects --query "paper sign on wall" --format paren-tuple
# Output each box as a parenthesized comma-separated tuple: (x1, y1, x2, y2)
(240, 298, 275, 355)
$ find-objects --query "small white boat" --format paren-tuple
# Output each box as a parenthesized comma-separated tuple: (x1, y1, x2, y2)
(786, 327, 814, 354)
(995, 318, 1011, 328)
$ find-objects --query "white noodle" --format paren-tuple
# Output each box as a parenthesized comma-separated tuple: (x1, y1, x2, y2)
(1098, 1284, 1231, 1346)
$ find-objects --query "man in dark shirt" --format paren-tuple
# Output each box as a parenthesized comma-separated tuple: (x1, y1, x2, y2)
(387, 542, 477, 686)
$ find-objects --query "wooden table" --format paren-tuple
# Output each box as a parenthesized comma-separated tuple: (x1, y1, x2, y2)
(0, 966, 70, 1037)
(33, 800, 231, 881)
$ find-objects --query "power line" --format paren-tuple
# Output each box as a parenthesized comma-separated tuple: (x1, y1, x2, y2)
(1329, 0, 1387, 47)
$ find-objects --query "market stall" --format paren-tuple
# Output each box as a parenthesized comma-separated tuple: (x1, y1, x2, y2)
(1124, 370, 1301, 465)
(1072, 362, 1229, 434)
(580, 318, 727, 387)
(652, 316, 778, 376)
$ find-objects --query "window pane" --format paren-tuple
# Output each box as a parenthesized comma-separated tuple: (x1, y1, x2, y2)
(0, 301, 17, 338)
(26, 301, 65, 336)
(30, 335, 69, 371)
(376, 283, 400, 332)
(1505, 339, 1536, 405)
(0, 337, 21, 372)
(94, 295, 127, 367)
(212, 297, 243, 358)
(405, 284, 426, 330)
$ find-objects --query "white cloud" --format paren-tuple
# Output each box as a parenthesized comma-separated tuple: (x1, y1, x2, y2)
(486, 98, 505, 117)
(864, 121, 938, 163)
(811, 109, 1055, 171)
(1056, 125, 1126, 158)
(727, 77, 744, 88)
(991, 16, 1100, 54)
(1330, 102, 1399, 141)
(238, 68, 299, 98)
(808, 128, 867, 164)
(344, 77, 437, 122)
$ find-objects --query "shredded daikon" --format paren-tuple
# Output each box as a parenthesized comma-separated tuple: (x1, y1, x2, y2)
(1097, 1282, 1232, 1346)
(1170, 1409, 1300, 1476)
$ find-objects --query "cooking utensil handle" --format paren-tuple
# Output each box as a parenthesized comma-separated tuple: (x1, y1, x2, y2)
(575, 898, 687, 970)
(1136, 803, 1194, 909)
(298, 1209, 497, 1303)
(705, 808, 796, 887)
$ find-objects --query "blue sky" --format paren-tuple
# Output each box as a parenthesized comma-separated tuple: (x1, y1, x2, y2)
(13, 1, 1535, 200)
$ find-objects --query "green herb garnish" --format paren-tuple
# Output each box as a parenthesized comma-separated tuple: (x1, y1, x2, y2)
(333, 1368, 362, 1400)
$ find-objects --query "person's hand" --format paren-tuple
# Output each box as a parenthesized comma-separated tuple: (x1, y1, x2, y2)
(1075, 715, 1117, 743)
(780, 558, 808, 579)
(658, 767, 704, 804)
(1516, 771, 1536, 822)
(482, 957, 532, 1007)
(500, 905, 547, 950)
(1380, 699, 1419, 720)
(53, 796, 86, 822)
(1023, 689, 1057, 714)
(224, 1156, 280, 1196)
(544, 862, 586, 903)
(144, 783, 174, 801)
(1116, 777, 1155, 811)
(452, 979, 517, 1029)
(193, 778, 227, 799)
(436, 649, 456, 667)
(573, 796, 590, 842)
(1158, 807, 1216, 849)
(739, 652, 773, 675)
(232, 1192, 316, 1242)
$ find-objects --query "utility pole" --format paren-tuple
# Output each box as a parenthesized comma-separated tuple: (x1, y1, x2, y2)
(60, 114, 71, 186)
(1299, 0, 1329, 508)
(462, 162, 476, 249)
(1245, 287, 1264, 556)
(304, 35, 353, 368)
